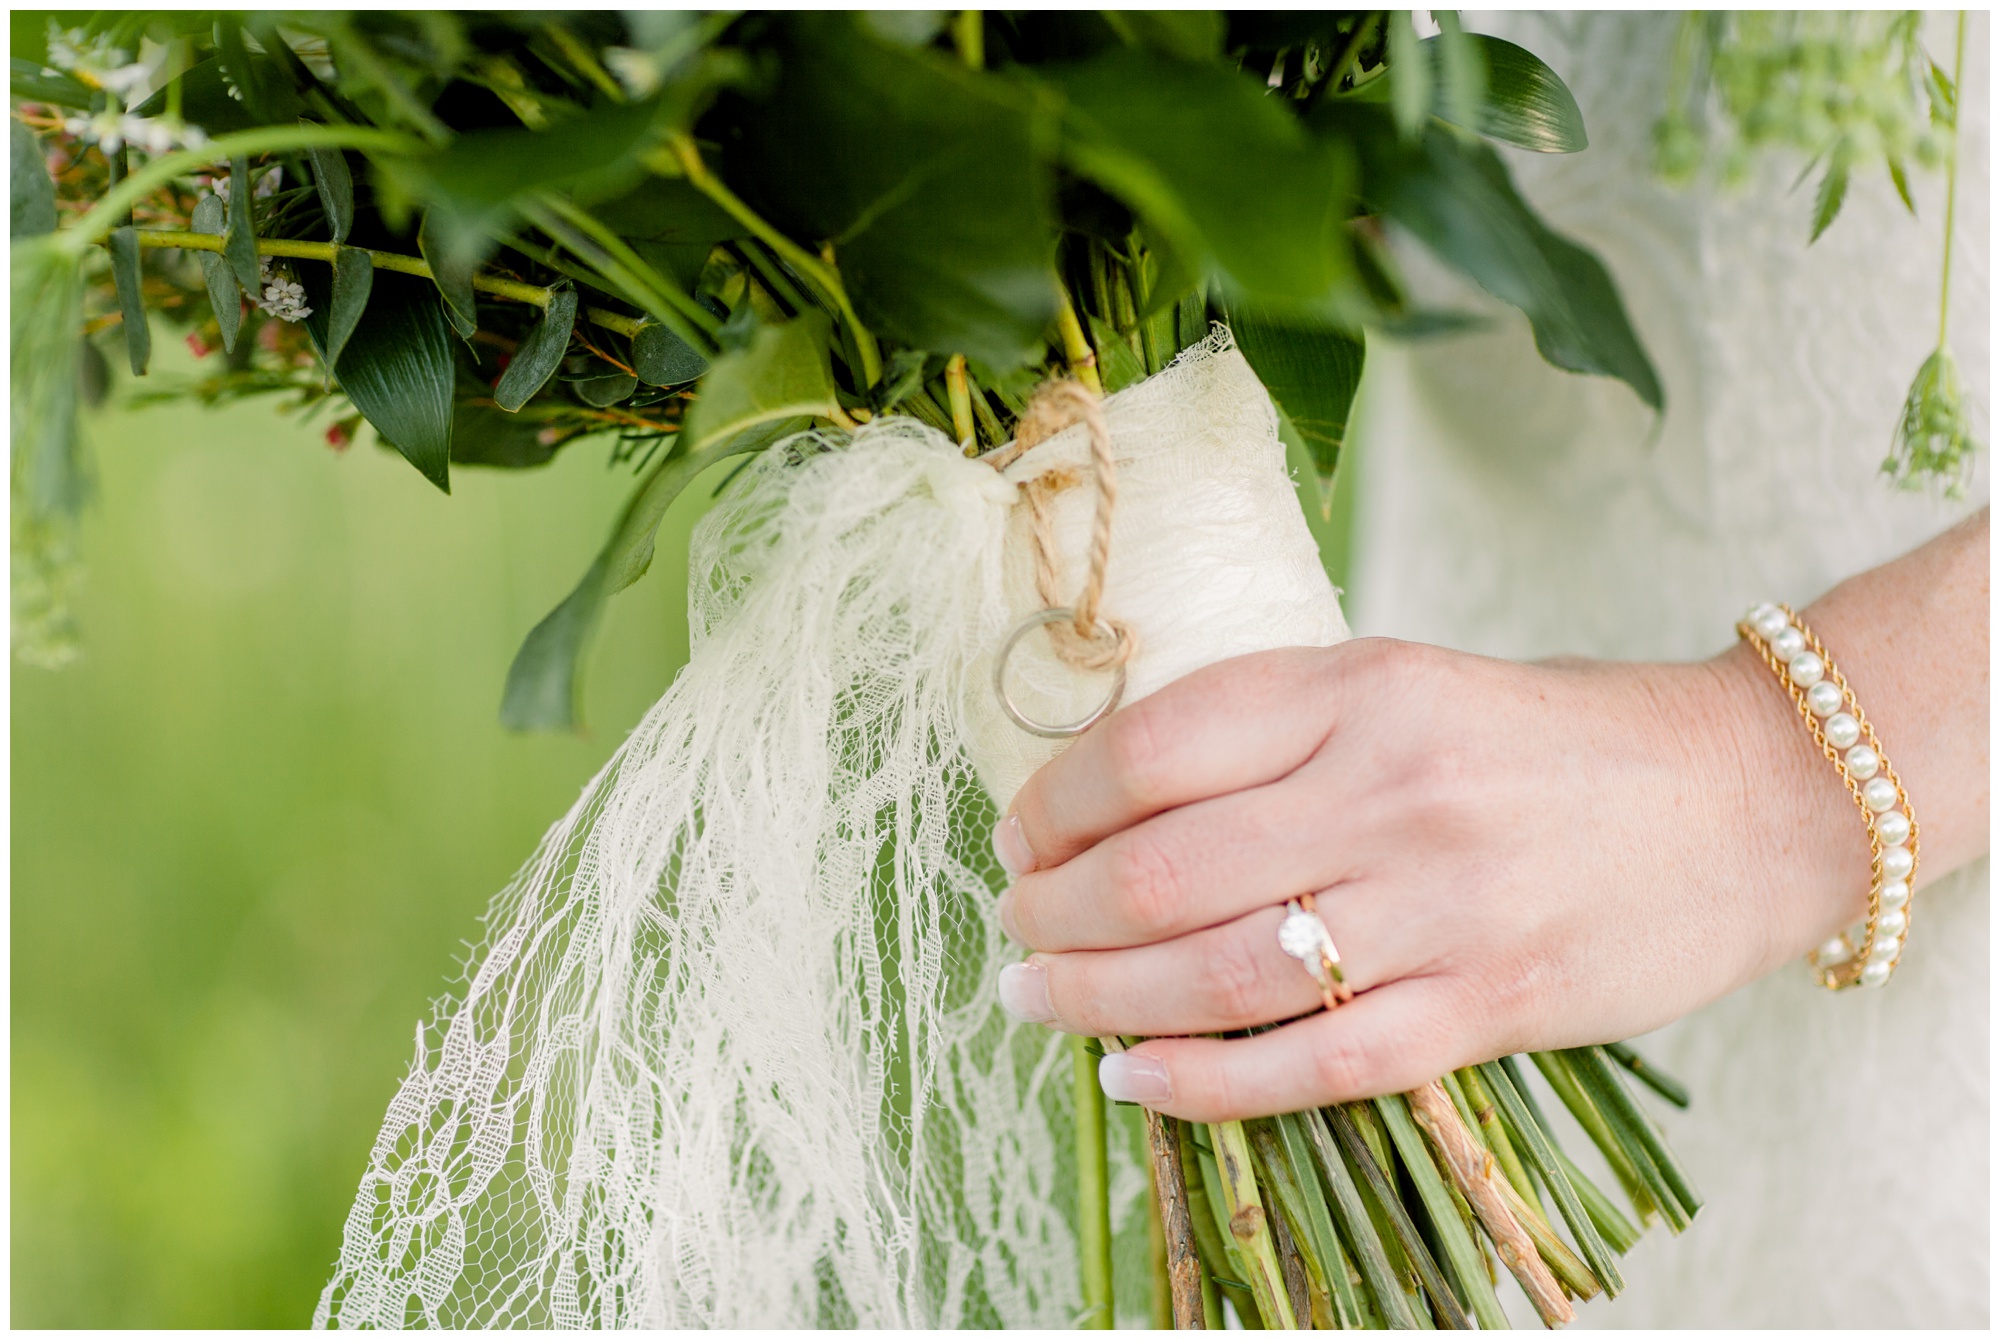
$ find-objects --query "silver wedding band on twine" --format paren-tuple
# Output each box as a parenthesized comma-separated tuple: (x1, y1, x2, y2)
(1278, 892, 1354, 1012)
(985, 381, 1137, 738)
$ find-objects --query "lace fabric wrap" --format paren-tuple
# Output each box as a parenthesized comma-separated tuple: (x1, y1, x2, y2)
(315, 333, 1348, 1328)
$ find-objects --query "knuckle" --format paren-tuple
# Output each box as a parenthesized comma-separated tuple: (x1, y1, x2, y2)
(1199, 933, 1276, 1027)
(1106, 832, 1186, 937)
(1309, 1029, 1375, 1101)
(1102, 699, 1173, 811)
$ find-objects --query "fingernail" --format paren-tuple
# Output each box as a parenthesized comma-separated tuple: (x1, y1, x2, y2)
(1098, 1052, 1172, 1105)
(996, 892, 1023, 946)
(997, 961, 1056, 1024)
(992, 814, 1036, 879)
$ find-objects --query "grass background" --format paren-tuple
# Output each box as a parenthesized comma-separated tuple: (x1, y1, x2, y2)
(10, 338, 1357, 1327)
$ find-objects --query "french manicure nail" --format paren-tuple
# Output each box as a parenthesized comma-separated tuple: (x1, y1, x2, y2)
(997, 961, 1056, 1024)
(992, 814, 1036, 879)
(1098, 1052, 1173, 1105)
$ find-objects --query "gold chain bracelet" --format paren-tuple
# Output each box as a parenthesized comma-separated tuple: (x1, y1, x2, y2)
(1737, 603, 1920, 990)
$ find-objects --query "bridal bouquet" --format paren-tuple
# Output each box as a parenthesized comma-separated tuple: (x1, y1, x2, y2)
(15, 11, 1703, 1328)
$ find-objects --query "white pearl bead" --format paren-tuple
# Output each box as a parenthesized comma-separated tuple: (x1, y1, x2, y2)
(1875, 909, 1907, 939)
(1880, 847, 1914, 882)
(1878, 879, 1910, 910)
(1860, 960, 1892, 987)
(1771, 627, 1806, 660)
(1806, 680, 1844, 717)
(1754, 606, 1791, 640)
(1816, 935, 1854, 965)
(1787, 652, 1825, 687)
(1869, 932, 1903, 961)
(1844, 744, 1880, 779)
(1863, 777, 1900, 812)
(1824, 713, 1861, 749)
(1874, 809, 1911, 846)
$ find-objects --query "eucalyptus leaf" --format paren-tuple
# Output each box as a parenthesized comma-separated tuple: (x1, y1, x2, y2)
(1809, 161, 1849, 243)
(302, 270, 455, 492)
(225, 157, 262, 294)
(728, 14, 1058, 369)
(451, 398, 561, 468)
(1229, 308, 1364, 498)
(306, 136, 355, 244)
(632, 321, 709, 387)
(495, 287, 578, 412)
(572, 371, 638, 408)
(325, 246, 374, 371)
(107, 227, 151, 376)
(1045, 47, 1356, 318)
(418, 212, 480, 340)
(191, 194, 242, 355)
(11, 119, 56, 237)
(680, 310, 841, 455)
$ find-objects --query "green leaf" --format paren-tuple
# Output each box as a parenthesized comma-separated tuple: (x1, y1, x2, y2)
(1229, 308, 1364, 500)
(224, 157, 262, 294)
(11, 120, 56, 237)
(593, 175, 746, 246)
(1086, 313, 1145, 392)
(306, 136, 355, 244)
(1045, 47, 1356, 318)
(11, 57, 95, 110)
(680, 309, 842, 455)
(450, 398, 560, 468)
(571, 371, 638, 408)
(1387, 11, 1431, 141)
(1887, 157, 1917, 215)
(1809, 161, 1849, 243)
(728, 14, 1059, 369)
(632, 321, 709, 386)
(500, 431, 780, 730)
(325, 245, 373, 371)
(190, 194, 242, 355)
(1342, 112, 1662, 411)
(107, 227, 151, 377)
(495, 287, 577, 412)
(302, 270, 455, 492)
(1432, 13, 1486, 135)
(1448, 34, 1586, 153)
(129, 56, 260, 133)
(1099, 10, 1225, 61)
(417, 212, 479, 340)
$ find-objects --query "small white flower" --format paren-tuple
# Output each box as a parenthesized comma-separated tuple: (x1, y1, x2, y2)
(257, 268, 313, 323)
(603, 47, 663, 99)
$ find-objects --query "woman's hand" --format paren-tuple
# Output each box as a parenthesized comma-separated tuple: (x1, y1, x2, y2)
(991, 637, 1872, 1123)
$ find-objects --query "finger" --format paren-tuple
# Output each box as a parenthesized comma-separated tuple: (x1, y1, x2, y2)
(1001, 769, 1352, 952)
(1092, 977, 1471, 1123)
(1003, 646, 1339, 875)
(1005, 892, 1421, 1036)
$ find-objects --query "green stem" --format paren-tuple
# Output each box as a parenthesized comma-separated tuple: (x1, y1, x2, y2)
(1053, 283, 1103, 394)
(1937, 10, 1965, 350)
(533, 195, 719, 335)
(1208, 1121, 1299, 1329)
(125, 230, 642, 336)
(667, 133, 882, 387)
(65, 124, 420, 250)
(1073, 1036, 1113, 1328)
(519, 200, 716, 354)
(953, 10, 985, 70)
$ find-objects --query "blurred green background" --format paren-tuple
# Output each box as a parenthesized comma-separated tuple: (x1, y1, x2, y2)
(11, 338, 1357, 1328)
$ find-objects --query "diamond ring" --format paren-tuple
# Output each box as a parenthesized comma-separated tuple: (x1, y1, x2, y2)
(1278, 893, 1353, 1012)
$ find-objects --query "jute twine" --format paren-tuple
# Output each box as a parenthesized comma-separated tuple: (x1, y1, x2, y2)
(984, 381, 1135, 672)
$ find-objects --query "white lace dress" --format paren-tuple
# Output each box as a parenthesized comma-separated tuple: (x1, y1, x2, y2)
(1345, 12, 1989, 1328)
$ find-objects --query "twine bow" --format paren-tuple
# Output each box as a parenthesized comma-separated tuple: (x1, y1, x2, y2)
(985, 381, 1136, 672)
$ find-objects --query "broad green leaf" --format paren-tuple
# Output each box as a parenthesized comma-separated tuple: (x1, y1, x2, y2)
(11, 57, 95, 110)
(1086, 313, 1145, 392)
(1433, 13, 1486, 135)
(302, 270, 456, 491)
(1810, 161, 1849, 243)
(495, 287, 577, 411)
(129, 56, 260, 134)
(417, 212, 479, 340)
(1452, 35, 1586, 153)
(191, 193, 242, 355)
(215, 15, 304, 123)
(1044, 48, 1357, 319)
(632, 321, 709, 386)
(11, 120, 56, 237)
(1100, 11, 1225, 61)
(1387, 11, 1430, 141)
(680, 309, 841, 455)
(325, 246, 373, 370)
(450, 398, 561, 468)
(500, 429, 785, 730)
(107, 227, 151, 376)
(1229, 308, 1364, 501)
(224, 157, 262, 294)
(306, 136, 355, 244)
(572, 371, 638, 407)
(1338, 108, 1662, 411)
(593, 176, 745, 247)
(729, 14, 1058, 369)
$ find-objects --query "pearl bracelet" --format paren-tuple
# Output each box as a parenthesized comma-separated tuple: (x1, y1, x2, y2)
(1738, 603, 1920, 990)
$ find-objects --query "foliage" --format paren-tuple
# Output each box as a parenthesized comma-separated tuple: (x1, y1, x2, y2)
(10, 11, 1659, 726)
